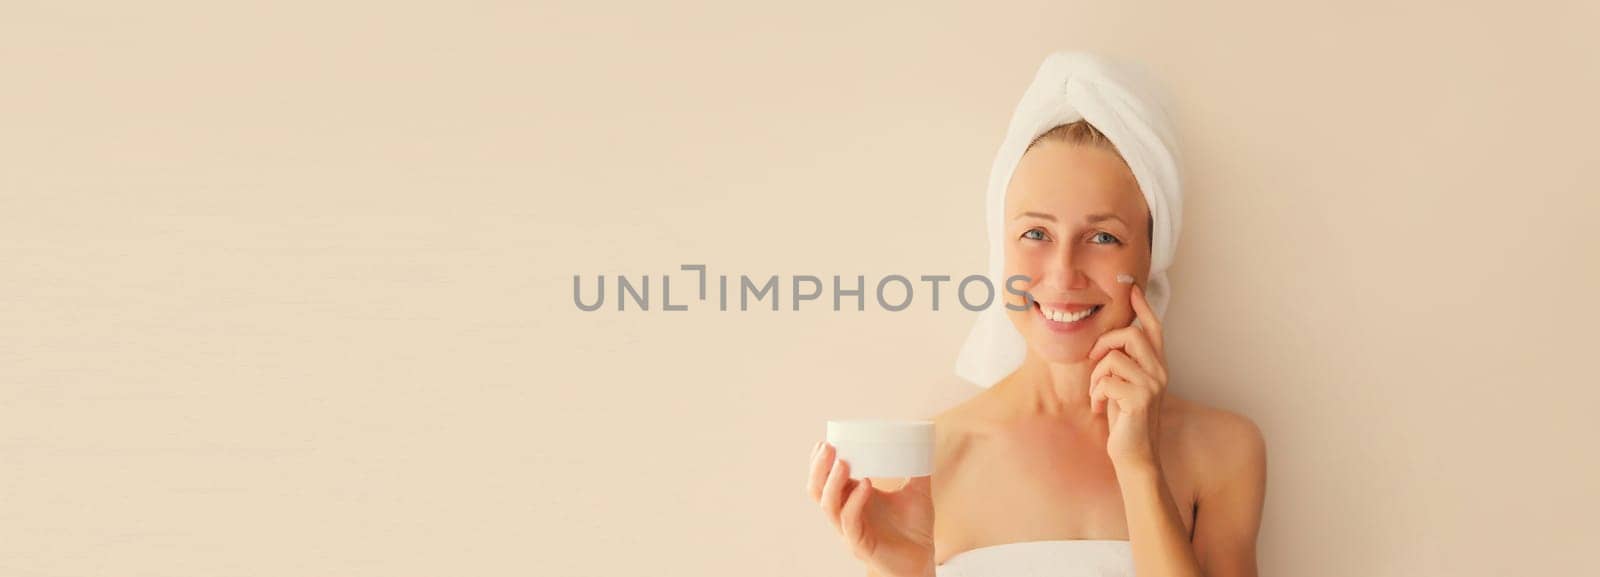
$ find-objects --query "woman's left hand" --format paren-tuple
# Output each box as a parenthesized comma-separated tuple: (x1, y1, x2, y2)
(1087, 283, 1168, 470)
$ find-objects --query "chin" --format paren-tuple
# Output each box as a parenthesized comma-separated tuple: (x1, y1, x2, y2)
(1028, 342, 1092, 364)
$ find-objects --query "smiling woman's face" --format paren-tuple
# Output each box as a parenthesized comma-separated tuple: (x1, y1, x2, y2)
(1003, 136, 1152, 363)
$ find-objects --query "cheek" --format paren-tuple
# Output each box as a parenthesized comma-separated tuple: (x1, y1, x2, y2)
(1002, 249, 1045, 298)
(1004, 252, 1043, 278)
(1003, 245, 1045, 276)
(1092, 248, 1143, 275)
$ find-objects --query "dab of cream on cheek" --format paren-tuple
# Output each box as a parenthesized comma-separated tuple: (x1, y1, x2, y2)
(1116, 274, 1135, 285)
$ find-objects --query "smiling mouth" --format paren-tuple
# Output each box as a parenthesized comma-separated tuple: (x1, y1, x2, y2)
(1034, 301, 1104, 325)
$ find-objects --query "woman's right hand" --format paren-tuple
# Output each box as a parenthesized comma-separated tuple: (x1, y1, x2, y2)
(806, 441, 935, 577)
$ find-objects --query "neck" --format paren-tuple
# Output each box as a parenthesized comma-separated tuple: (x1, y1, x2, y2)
(992, 349, 1098, 419)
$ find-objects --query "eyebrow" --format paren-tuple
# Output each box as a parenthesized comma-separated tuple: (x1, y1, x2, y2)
(1013, 211, 1126, 225)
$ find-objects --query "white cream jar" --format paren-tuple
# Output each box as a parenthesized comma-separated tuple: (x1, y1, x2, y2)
(825, 419, 934, 479)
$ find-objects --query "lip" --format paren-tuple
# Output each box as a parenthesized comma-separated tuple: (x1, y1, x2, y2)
(1034, 300, 1100, 313)
(1033, 300, 1104, 333)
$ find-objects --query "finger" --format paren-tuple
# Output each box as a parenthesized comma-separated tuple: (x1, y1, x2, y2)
(1090, 349, 1132, 389)
(840, 477, 873, 547)
(1088, 327, 1160, 375)
(1090, 375, 1105, 414)
(1097, 350, 1156, 392)
(1089, 353, 1121, 413)
(1092, 372, 1139, 413)
(807, 442, 834, 502)
(1097, 373, 1134, 400)
(1130, 284, 1164, 356)
(1096, 373, 1154, 413)
(804, 439, 823, 497)
(820, 456, 852, 530)
(1095, 374, 1133, 417)
(902, 474, 931, 496)
(1090, 329, 1167, 390)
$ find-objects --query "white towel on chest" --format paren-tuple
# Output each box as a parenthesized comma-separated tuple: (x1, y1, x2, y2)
(936, 540, 1135, 577)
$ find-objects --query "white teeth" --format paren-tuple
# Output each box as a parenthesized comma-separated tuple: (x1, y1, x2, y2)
(1041, 304, 1098, 323)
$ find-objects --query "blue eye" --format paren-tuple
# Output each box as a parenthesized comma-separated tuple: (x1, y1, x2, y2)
(1090, 231, 1122, 245)
(1022, 228, 1048, 241)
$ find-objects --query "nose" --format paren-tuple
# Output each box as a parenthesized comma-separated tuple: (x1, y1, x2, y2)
(1039, 244, 1091, 291)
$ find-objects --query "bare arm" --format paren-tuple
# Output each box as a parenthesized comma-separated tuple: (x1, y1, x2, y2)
(1118, 460, 1204, 577)
(1119, 413, 1266, 577)
(1189, 416, 1268, 577)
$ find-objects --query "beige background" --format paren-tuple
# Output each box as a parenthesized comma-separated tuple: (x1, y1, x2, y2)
(4, 1, 1598, 575)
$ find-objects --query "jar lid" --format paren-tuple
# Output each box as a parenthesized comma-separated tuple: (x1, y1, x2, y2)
(826, 419, 934, 445)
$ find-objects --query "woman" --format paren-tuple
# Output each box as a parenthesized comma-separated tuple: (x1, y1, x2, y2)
(806, 52, 1267, 577)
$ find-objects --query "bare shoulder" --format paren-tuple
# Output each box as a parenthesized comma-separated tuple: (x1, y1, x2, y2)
(1163, 395, 1267, 494)
(927, 390, 1000, 470)
(929, 394, 977, 449)
(1164, 395, 1264, 451)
